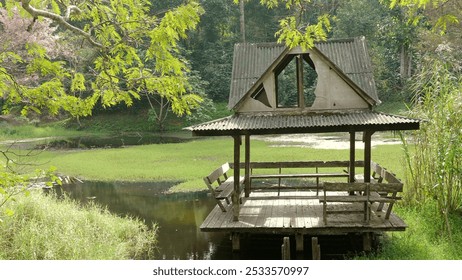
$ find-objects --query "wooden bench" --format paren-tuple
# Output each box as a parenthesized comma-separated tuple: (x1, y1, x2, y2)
(319, 180, 403, 225)
(203, 162, 244, 212)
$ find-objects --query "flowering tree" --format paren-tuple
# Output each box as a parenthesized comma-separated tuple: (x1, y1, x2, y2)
(0, 0, 204, 118)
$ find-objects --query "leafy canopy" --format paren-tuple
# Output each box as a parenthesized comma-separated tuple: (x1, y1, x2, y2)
(0, 0, 204, 117)
(233, 0, 331, 49)
(387, 0, 460, 34)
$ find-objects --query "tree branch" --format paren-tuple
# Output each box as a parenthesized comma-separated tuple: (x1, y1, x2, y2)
(18, 0, 104, 49)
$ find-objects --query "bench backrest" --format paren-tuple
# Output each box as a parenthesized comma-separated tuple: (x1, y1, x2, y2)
(204, 162, 230, 185)
(371, 162, 401, 184)
(323, 182, 403, 193)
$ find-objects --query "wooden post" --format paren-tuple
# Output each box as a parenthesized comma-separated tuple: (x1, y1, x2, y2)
(245, 134, 251, 197)
(349, 131, 356, 183)
(363, 232, 372, 252)
(363, 131, 374, 222)
(282, 237, 291, 260)
(233, 135, 241, 222)
(311, 237, 321, 260)
(295, 233, 304, 252)
(232, 232, 240, 252)
(296, 55, 304, 108)
(363, 131, 375, 183)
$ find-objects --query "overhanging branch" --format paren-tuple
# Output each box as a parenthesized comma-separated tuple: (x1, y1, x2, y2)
(19, 0, 104, 49)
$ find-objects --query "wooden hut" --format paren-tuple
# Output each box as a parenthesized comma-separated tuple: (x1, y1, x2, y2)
(187, 37, 420, 255)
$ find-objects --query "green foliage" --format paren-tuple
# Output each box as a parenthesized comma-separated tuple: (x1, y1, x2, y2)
(355, 203, 462, 259)
(0, 190, 158, 259)
(388, 0, 460, 34)
(0, 0, 204, 118)
(234, 0, 332, 49)
(401, 53, 462, 235)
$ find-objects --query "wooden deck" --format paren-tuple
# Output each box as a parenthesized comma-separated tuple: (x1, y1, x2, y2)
(200, 189, 407, 235)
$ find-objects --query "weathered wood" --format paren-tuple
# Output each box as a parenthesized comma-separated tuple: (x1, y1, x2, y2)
(363, 131, 374, 183)
(363, 232, 372, 252)
(282, 237, 291, 260)
(323, 182, 403, 193)
(233, 136, 241, 221)
(200, 191, 408, 234)
(231, 160, 366, 169)
(320, 181, 403, 225)
(232, 232, 240, 251)
(311, 237, 321, 260)
(245, 134, 251, 197)
(250, 173, 349, 179)
(204, 162, 244, 212)
(295, 233, 304, 252)
(349, 131, 356, 183)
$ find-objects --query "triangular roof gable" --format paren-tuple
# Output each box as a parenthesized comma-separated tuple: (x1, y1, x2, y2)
(229, 37, 380, 111)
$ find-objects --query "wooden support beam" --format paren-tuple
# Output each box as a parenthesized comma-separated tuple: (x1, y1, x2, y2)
(233, 135, 241, 221)
(232, 233, 240, 252)
(295, 233, 304, 252)
(363, 131, 375, 183)
(349, 131, 356, 183)
(311, 237, 321, 260)
(282, 237, 291, 260)
(296, 55, 304, 108)
(363, 232, 372, 252)
(245, 134, 251, 197)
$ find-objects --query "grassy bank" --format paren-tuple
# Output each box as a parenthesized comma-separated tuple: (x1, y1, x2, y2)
(358, 203, 462, 259)
(0, 190, 157, 260)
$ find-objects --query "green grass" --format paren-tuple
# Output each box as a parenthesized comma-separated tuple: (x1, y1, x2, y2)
(376, 100, 411, 115)
(34, 138, 406, 192)
(357, 203, 462, 259)
(0, 190, 158, 260)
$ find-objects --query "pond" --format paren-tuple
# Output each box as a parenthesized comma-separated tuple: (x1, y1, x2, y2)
(39, 132, 196, 149)
(58, 181, 365, 260)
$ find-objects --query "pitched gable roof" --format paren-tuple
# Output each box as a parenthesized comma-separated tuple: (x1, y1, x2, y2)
(228, 37, 379, 110)
(228, 42, 286, 109)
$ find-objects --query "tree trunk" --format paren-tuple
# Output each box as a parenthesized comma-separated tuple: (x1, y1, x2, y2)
(400, 44, 412, 81)
(239, 0, 246, 43)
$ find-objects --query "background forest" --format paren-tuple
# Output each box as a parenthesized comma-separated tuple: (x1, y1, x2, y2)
(1, 0, 461, 129)
(1, 0, 462, 260)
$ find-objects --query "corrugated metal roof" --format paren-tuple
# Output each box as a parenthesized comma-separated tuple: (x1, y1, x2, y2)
(228, 37, 379, 109)
(187, 111, 420, 136)
(316, 37, 378, 103)
(229, 43, 286, 109)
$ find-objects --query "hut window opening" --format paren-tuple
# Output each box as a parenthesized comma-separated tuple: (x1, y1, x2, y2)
(275, 54, 318, 108)
(251, 85, 271, 107)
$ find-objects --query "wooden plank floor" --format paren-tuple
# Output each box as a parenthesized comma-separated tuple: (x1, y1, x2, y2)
(200, 189, 407, 235)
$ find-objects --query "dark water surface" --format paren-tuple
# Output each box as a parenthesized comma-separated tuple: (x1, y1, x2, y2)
(60, 181, 226, 259)
(41, 133, 195, 149)
(60, 181, 364, 260)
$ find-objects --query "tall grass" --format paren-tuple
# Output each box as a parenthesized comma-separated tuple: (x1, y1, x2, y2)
(0, 191, 158, 260)
(401, 56, 462, 235)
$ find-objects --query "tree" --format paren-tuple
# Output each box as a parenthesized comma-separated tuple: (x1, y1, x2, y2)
(0, 0, 204, 119)
(388, 0, 461, 34)
(234, 0, 332, 49)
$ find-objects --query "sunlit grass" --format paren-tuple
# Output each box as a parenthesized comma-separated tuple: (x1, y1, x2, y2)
(0, 190, 158, 260)
(34, 137, 406, 192)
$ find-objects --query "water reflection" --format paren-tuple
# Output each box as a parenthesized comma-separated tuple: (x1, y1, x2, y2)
(60, 181, 228, 260)
(59, 181, 364, 260)
(41, 133, 195, 150)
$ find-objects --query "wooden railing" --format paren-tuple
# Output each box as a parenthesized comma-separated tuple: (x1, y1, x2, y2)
(231, 161, 366, 194)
